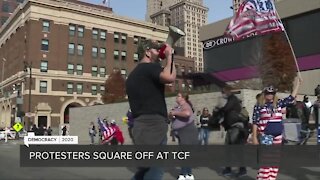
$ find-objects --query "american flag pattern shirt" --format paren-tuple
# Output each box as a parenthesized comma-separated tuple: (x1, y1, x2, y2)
(252, 95, 294, 144)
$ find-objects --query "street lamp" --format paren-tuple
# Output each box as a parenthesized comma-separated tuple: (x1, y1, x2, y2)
(23, 61, 32, 130)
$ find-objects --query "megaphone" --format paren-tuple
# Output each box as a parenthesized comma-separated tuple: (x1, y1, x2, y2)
(158, 26, 186, 59)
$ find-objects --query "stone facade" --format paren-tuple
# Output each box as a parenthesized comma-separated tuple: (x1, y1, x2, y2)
(70, 89, 317, 144)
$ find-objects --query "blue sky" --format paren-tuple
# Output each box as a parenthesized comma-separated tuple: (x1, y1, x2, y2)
(81, 0, 233, 24)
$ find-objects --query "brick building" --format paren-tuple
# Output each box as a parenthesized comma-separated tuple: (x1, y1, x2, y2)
(0, 0, 194, 130)
(0, 0, 24, 28)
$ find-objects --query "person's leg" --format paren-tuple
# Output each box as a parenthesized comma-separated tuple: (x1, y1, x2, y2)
(131, 115, 168, 180)
(199, 128, 204, 145)
(90, 134, 94, 144)
(131, 167, 150, 180)
(204, 128, 210, 145)
(256, 135, 282, 180)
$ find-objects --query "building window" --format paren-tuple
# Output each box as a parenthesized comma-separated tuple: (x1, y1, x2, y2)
(121, 51, 126, 60)
(1, 17, 8, 25)
(140, 37, 146, 44)
(92, 28, 98, 39)
(40, 81, 47, 93)
(114, 50, 119, 60)
(134, 53, 139, 62)
(114, 33, 119, 43)
(40, 61, 48, 72)
(92, 47, 98, 58)
(92, 66, 98, 77)
(41, 39, 49, 51)
(78, 26, 84, 37)
(77, 44, 84, 56)
(121, 34, 127, 44)
(100, 85, 105, 94)
(69, 24, 76, 36)
(42, 20, 50, 32)
(67, 83, 73, 94)
(100, 30, 106, 40)
(99, 67, 106, 77)
(68, 43, 75, 55)
(91, 85, 97, 95)
(121, 69, 127, 79)
(76, 83, 83, 94)
(100, 48, 106, 58)
(133, 36, 139, 45)
(76, 64, 83, 75)
(2, 2, 9, 13)
(67, 64, 74, 74)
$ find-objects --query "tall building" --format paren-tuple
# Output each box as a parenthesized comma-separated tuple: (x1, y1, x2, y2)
(149, 0, 208, 72)
(0, 0, 170, 131)
(0, 0, 24, 28)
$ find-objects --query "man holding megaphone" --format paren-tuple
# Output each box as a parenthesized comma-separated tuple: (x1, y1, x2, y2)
(126, 39, 175, 180)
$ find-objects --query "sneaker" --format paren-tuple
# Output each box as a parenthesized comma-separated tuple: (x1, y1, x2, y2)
(185, 174, 195, 180)
(177, 175, 186, 180)
(221, 169, 232, 176)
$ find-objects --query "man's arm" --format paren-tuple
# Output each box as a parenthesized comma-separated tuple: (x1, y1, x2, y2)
(160, 44, 176, 84)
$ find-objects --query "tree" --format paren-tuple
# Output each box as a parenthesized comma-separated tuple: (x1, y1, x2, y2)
(102, 69, 126, 104)
(259, 33, 297, 92)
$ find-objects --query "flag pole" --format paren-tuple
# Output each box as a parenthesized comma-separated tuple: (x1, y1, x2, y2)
(274, 8, 302, 79)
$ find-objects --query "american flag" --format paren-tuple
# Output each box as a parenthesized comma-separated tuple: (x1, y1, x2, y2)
(97, 118, 115, 144)
(225, 0, 284, 41)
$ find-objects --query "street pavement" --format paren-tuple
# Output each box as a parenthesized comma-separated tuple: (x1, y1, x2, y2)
(0, 140, 319, 180)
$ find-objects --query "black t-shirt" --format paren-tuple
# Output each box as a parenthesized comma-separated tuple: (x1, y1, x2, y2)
(126, 63, 167, 118)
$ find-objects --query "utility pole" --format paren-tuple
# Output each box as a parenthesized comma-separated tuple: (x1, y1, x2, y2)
(24, 61, 32, 130)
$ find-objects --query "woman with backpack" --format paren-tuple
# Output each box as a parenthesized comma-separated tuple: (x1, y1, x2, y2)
(252, 77, 301, 180)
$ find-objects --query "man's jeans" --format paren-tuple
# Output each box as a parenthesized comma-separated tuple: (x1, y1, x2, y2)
(131, 114, 168, 180)
(131, 136, 167, 180)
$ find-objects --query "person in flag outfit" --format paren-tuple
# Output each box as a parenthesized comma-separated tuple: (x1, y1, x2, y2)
(252, 77, 301, 180)
(97, 118, 116, 145)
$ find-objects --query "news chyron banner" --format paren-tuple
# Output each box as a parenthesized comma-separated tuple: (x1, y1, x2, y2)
(20, 145, 320, 168)
(24, 134, 78, 147)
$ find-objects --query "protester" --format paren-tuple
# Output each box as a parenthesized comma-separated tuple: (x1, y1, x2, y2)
(47, 126, 52, 136)
(88, 121, 97, 144)
(126, 109, 134, 143)
(62, 125, 67, 136)
(199, 107, 211, 145)
(252, 77, 301, 180)
(217, 85, 247, 177)
(314, 84, 320, 96)
(126, 39, 175, 180)
(97, 118, 115, 145)
(286, 96, 309, 130)
(110, 120, 124, 145)
(169, 92, 198, 180)
(38, 125, 45, 136)
(313, 95, 320, 127)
